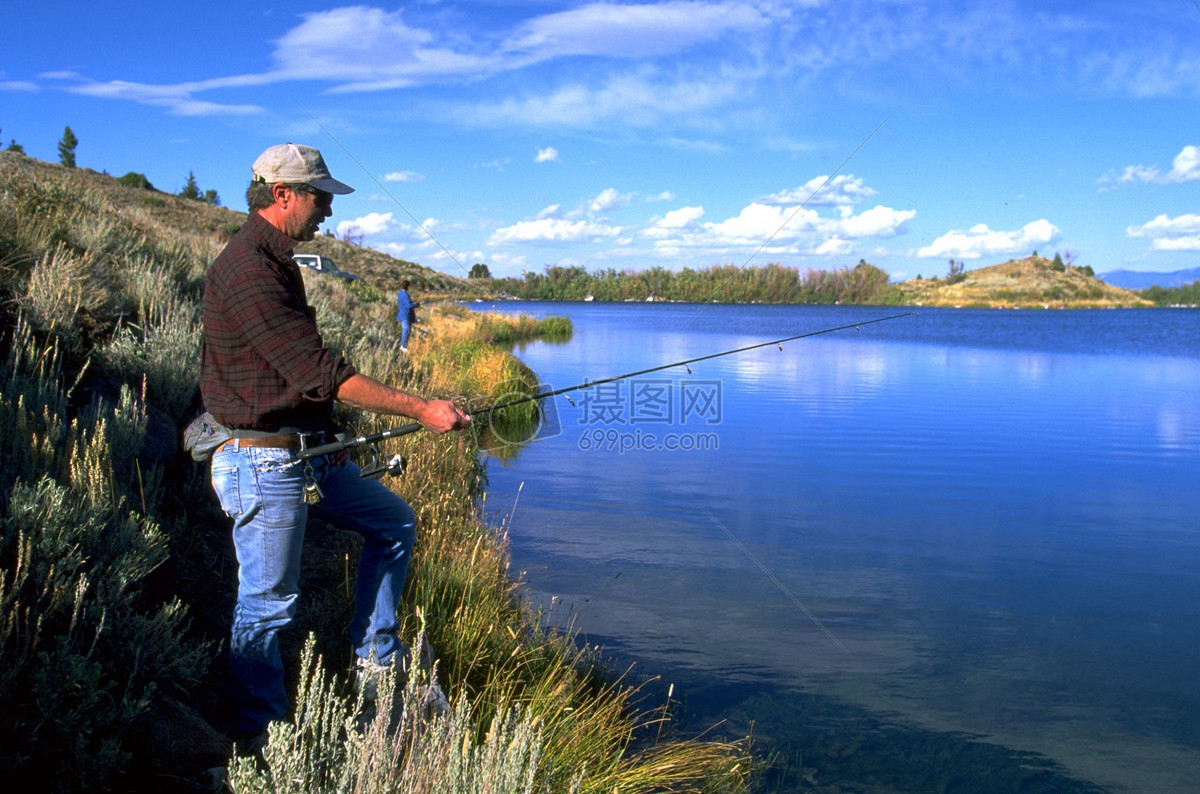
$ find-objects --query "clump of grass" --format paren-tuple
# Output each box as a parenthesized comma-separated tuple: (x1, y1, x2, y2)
(471, 312, 573, 346)
(229, 631, 579, 793)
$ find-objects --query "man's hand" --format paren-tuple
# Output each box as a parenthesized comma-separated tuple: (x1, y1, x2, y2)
(418, 399, 471, 435)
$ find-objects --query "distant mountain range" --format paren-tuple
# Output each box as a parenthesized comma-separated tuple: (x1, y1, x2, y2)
(1097, 267, 1200, 290)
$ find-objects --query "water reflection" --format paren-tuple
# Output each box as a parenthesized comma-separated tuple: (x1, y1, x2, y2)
(474, 303, 1200, 792)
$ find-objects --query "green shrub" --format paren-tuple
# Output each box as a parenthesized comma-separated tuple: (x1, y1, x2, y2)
(0, 327, 207, 789)
(117, 171, 155, 190)
(347, 278, 384, 303)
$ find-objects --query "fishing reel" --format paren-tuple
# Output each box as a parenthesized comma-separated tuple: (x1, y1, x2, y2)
(359, 444, 407, 480)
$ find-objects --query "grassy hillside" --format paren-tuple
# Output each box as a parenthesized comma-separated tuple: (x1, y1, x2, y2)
(896, 255, 1152, 308)
(0, 152, 472, 300)
(0, 152, 752, 792)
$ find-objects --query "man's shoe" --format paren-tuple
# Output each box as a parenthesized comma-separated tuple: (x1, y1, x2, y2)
(421, 678, 451, 719)
(353, 649, 451, 720)
(354, 657, 390, 703)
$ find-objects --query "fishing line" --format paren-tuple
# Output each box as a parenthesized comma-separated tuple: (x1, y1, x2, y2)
(704, 510, 855, 662)
(480, 310, 916, 415)
(679, 105, 902, 331)
(296, 311, 916, 460)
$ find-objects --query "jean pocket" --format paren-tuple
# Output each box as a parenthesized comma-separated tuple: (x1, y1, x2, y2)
(211, 461, 242, 519)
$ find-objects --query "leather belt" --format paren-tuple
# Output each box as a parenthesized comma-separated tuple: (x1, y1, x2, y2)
(216, 436, 301, 453)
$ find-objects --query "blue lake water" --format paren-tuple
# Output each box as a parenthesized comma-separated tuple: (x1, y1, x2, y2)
(467, 302, 1200, 793)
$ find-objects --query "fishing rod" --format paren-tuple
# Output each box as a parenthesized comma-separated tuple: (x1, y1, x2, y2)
(298, 311, 918, 470)
(300, 109, 912, 471)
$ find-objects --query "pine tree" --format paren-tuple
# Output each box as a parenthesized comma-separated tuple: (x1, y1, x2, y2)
(58, 126, 78, 168)
(180, 171, 201, 200)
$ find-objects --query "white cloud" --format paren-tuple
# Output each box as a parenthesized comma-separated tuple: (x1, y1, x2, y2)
(39, 70, 87, 81)
(1166, 145, 1200, 182)
(501, 1, 769, 60)
(838, 205, 917, 238)
(1111, 144, 1200, 185)
(376, 242, 409, 257)
(814, 237, 853, 256)
(535, 147, 561, 163)
(589, 188, 631, 214)
(660, 206, 706, 227)
(1126, 213, 1200, 251)
(641, 198, 914, 256)
(1115, 164, 1161, 184)
(762, 175, 876, 208)
(708, 203, 817, 245)
(383, 171, 424, 183)
(273, 7, 491, 92)
(61, 77, 263, 115)
(489, 217, 623, 245)
(339, 212, 396, 236)
(478, 157, 512, 171)
(454, 71, 742, 129)
(645, 206, 706, 238)
(649, 191, 676, 202)
(917, 220, 1060, 259)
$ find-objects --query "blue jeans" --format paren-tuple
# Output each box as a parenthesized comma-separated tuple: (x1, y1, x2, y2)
(399, 319, 412, 347)
(210, 441, 417, 736)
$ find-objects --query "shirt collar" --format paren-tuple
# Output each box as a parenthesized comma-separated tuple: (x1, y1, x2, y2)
(247, 211, 298, 263)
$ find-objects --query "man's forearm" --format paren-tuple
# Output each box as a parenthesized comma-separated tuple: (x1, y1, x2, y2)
(335, 373, 469, 434)
(335, 373, 428, 418)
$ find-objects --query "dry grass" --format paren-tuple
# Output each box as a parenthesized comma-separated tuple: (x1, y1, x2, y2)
(0, 153, 754, 790)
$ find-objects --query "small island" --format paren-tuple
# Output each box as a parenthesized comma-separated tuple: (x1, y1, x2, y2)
(895, 254, 1153, 309)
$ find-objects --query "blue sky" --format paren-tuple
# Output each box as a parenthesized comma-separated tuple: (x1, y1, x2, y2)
(3, 1, 1198, 280)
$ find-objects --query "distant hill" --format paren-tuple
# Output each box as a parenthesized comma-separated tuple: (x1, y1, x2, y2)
(896, 255, 1152, 309)
(1097, 267, 1200, 290)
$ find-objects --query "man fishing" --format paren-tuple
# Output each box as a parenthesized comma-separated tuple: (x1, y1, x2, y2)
(395, 279, 419, 352)
(198, 142, 470, 752)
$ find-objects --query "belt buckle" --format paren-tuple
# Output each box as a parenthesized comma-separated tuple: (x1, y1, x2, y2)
(298, 431, 324, 452)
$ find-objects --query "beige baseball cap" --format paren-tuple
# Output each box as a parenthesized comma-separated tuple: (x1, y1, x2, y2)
(251, 143, 354, 194)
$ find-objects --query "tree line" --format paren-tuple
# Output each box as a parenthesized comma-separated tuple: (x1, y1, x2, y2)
(484, 260, 900, 304)
(1138, 280, 1200, 306)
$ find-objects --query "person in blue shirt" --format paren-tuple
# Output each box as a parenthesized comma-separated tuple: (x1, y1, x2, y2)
(395, 280, 419, 351)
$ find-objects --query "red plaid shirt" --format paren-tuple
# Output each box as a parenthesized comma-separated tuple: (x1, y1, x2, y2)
(200, 213, 356, 432)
